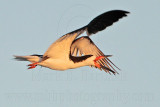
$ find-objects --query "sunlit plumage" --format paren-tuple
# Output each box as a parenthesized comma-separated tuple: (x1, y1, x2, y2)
(14, 10, 130, 74)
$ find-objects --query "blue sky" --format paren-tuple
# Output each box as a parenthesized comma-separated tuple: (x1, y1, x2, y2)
(0, 0, 160, 107)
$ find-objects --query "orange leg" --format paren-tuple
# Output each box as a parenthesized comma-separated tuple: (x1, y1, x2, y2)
(94, 62, 101, 68)
(93, 55, 116, 74)
(94, 56, 105, 62)
(28, 62, 38, 69)
(93, 56, 105, 68)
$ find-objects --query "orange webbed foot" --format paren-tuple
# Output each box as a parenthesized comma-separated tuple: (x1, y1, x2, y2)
(93, 56, 105, 68)
(28, 62, 38, 69)
(93, 55, 116, 74)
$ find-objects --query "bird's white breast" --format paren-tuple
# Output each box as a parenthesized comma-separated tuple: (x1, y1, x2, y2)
(39, 56, 96, 70)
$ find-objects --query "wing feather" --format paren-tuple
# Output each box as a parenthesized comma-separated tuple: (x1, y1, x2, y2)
(43, 28, 85, 59)
(86, 10, 129, 35)
(71, 36, 119, 73)
(43, 10, 129, 63)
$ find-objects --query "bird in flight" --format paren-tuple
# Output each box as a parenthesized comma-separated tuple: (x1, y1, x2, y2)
(14, 10, 129, 74)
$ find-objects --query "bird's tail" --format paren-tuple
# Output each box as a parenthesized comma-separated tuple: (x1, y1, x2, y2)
(13, 54, 43, 63)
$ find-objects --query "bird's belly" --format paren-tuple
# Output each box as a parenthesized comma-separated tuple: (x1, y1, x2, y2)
(40, 58, 81, 70)
(43, 59, 72, 70)
(39, 57, 95, 71)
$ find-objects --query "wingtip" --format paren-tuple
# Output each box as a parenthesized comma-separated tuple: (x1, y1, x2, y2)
(104, 55, 113, 57)
(114, 10, 130, 14)
(125, 11, 130, 14)
(100, 64, 118, 75)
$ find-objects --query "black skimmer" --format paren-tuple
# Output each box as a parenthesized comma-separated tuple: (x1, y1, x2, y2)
(14, 10, 129, 74)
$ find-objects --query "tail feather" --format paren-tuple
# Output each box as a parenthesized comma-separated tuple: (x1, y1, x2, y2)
(14, 55, 42, 63)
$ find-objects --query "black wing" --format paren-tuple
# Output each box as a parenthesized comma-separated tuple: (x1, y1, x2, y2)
(86, 10, 129, 35)
(68, 10, 129, 36)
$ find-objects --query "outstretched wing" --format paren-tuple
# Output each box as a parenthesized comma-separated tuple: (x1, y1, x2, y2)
(86, 10, 129, 35)
(71, 36, 120, 73)
(43, 28, 85, 59)
(43, 10, 129, 60)
(69, 10, 129, 36)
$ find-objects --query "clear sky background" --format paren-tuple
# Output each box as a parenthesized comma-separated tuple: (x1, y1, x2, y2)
(0, 0, 160, 107)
